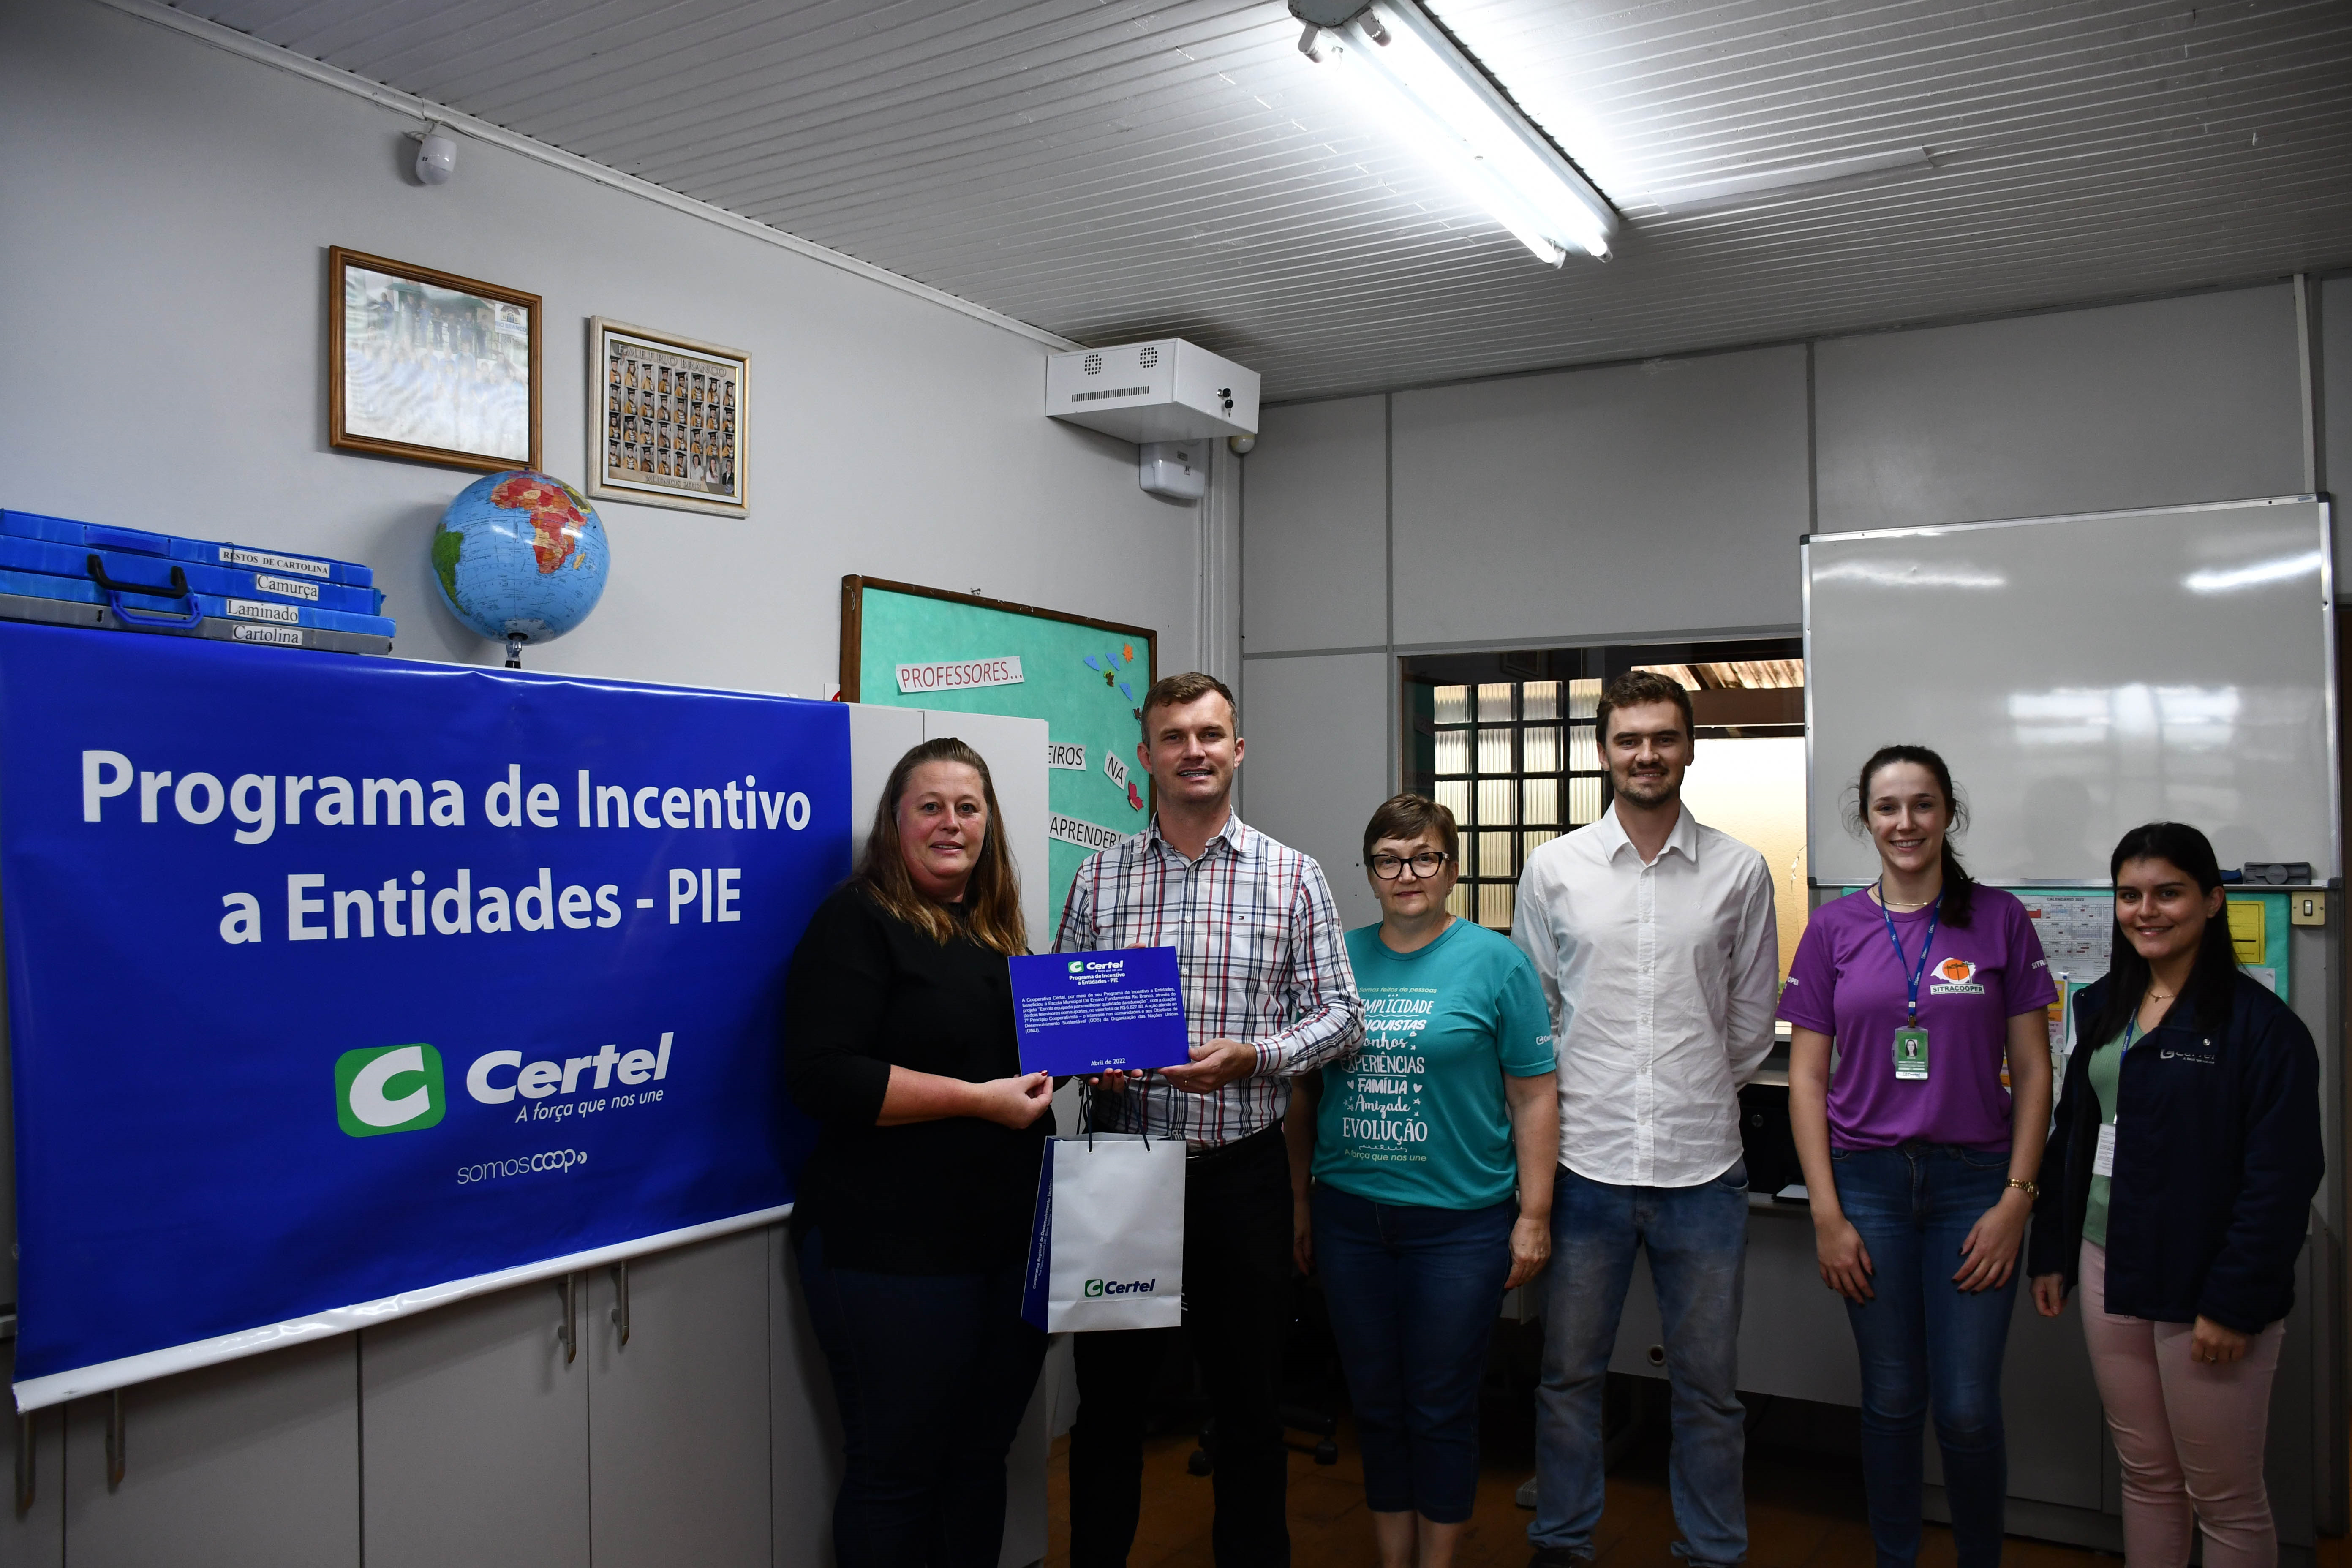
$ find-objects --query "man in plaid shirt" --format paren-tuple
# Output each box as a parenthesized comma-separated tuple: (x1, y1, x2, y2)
(1057, 671, 1363, 1567)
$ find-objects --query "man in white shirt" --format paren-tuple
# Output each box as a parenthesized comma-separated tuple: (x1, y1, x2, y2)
(1513, 669, 1779, 1568)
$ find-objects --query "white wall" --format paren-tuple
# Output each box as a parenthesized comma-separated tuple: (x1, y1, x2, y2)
(2325, 277, 2351, 521)
(1392, 346, 1812, 645)
(1241, 396, 1387, 656)
(0, 0, 1214, 698)
(1236, 653, 1392, 933)
(1240, 283, 2326, 884)
(1813, 286, 2306, 531)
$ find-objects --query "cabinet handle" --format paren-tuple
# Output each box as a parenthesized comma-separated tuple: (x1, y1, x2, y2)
(610, 1263, 631, 1347)
(15, 1411, 32, 1514)
(104, 1391, 125, 1489)
(557, 1274, 577, 1364)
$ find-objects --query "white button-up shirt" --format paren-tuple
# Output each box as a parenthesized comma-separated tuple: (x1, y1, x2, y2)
(1512, 803, 1779, 1188)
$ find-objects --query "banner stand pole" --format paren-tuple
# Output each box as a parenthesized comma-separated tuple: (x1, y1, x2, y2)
(15, 1412, 32, 1513)
(610, 1264, 631, 1347)
(105, 1390, 124, 1488)
(556, 1275, 578, 1364)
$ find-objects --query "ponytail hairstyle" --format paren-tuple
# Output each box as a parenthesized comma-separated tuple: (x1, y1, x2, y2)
(2080, 822, 2238, 1049)
(852, 737, 1027, 957)
(1850, 744, 1976, 928)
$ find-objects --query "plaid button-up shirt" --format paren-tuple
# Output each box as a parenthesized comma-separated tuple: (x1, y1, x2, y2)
(1053, 810, 1363, 1146)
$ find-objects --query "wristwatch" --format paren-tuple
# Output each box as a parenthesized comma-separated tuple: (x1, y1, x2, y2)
(2006, 1178, 2039, 1199)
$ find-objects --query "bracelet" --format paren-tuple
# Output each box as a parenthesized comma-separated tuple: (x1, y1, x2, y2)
(2006, 1178, 2039, 1199)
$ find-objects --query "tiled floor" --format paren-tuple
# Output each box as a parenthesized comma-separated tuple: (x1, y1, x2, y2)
(1044, 1418, 2127, 1568)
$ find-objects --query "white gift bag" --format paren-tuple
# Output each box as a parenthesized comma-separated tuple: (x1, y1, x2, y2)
(1021, 1129, 1185, 1333)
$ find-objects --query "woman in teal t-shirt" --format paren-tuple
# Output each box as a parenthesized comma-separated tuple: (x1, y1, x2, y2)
(1285, 793, 1558, 1568)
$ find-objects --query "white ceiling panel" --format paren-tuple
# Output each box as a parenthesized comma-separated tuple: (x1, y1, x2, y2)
(173, 0, 2352, 401)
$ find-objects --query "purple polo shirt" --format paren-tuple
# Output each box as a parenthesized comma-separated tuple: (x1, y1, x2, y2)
(1778, 885, 2057, 1151)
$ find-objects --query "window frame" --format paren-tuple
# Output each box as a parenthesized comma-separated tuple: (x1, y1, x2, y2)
(1401, 638, 1804, 932)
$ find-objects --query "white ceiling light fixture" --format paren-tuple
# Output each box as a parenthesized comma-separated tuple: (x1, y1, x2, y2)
(1292, 0, 1617, 267)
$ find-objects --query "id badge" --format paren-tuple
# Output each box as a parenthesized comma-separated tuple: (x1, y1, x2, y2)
(2093, 1121, 2117, 1178)
(1893, 1026, 1931, 1081)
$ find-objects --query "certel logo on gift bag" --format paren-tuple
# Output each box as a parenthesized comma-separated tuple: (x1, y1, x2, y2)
(335, 1045, 447, 1138)
(1085, 1278, 1157, 1298)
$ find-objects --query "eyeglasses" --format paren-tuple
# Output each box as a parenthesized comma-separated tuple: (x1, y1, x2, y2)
(1369, 850, 1453, 881)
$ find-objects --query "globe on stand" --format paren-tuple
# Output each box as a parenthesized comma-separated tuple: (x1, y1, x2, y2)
(430, 471, 610, 667)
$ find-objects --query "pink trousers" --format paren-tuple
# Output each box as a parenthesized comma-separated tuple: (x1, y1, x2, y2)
(2078, 1240, 2284, 1568)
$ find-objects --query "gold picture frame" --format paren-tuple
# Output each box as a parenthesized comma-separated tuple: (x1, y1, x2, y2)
(328, 247, 541, 473)
(586, 318, 749, 518)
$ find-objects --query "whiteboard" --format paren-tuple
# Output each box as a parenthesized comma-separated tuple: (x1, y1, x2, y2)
(1805, 496, 2335, 885)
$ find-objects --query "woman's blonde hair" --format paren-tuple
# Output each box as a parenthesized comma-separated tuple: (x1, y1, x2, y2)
(853, 737, 1027, 956)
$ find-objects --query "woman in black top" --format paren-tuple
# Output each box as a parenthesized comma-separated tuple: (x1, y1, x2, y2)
(785, 736, 1054, 1566)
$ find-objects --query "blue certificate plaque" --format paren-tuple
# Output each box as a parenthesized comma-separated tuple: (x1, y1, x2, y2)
(1010, 948, 1192, 1076)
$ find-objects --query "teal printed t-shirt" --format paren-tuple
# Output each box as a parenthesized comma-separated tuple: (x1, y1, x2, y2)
(1315, 919, 1557, 1210)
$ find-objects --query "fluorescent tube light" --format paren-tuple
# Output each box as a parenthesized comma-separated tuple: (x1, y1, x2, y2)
(1298, 1, 1617, 266)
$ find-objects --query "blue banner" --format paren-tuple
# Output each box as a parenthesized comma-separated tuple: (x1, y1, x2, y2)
(0, 623, 849, 1407)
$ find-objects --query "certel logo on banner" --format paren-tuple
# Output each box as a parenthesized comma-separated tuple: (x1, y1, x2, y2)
(1084, 1278, 1157, 1298)
(335, 1045, 446, 1138)
(1067, 959, 1086, 975)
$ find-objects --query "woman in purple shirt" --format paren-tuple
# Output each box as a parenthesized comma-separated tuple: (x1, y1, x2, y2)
(1780, 745, 2057, 1568)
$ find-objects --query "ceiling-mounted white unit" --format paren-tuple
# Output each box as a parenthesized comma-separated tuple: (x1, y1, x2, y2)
(1046, 339, 1260, 444)
(1138, 441, 1209, 503)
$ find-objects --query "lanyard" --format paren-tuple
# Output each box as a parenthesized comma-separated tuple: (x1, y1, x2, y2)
(1876, 880, 1941, 1025)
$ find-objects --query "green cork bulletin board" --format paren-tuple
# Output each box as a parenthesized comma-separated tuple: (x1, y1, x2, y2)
(840, 576, 1157, 922)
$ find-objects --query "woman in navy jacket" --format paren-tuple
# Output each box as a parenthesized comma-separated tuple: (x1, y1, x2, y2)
(2029, 822, 2322, 1568)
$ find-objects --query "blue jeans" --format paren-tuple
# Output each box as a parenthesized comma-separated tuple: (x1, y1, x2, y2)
(795, 1227, 1048, 1568)
(1312, 1185, 1516, 1523)
(1532, 1162, 1750, 1567)
(1832, 1143, 2019, 1568)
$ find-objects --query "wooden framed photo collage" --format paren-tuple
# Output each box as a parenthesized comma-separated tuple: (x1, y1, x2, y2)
(585, 318, 748, 517)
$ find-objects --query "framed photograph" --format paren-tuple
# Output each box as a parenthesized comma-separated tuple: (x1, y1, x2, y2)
(586, 318, 749, 517)
(327, 247, 540, 473)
